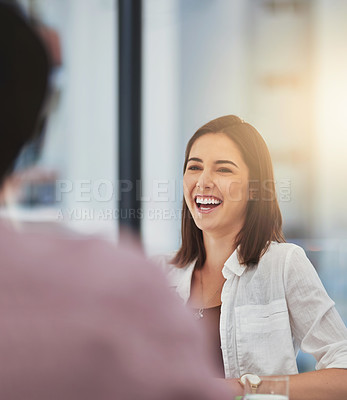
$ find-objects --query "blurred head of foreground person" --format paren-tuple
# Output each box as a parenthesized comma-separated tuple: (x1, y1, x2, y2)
(0, 3, 231, 400)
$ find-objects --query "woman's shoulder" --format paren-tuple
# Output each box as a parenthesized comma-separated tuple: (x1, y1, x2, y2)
(265, 241, 306, 257)
(260, 241, 309, 269)
(262, 241, 313, 273)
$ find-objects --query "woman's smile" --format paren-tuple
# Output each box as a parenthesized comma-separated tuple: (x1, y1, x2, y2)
(195, 195, 223, 213)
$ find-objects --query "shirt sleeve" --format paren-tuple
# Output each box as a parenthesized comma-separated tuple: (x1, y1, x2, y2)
(284, 246, 347, 370)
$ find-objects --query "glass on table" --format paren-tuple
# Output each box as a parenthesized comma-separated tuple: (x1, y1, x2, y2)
(243, 376, 289, 400)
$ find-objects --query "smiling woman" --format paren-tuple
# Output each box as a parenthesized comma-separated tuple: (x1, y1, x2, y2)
(155, 115, 347, 400)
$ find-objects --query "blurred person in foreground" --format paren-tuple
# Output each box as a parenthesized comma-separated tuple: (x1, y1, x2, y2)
(0, 3, 231, 400)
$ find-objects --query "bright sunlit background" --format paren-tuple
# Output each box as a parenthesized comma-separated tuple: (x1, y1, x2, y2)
(10, 0, 347, 371)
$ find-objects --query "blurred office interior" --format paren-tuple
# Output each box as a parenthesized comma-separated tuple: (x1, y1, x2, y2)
(7, 0, 347, 371)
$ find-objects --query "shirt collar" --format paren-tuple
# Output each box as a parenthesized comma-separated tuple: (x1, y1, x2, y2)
(222, 247, 247, 277)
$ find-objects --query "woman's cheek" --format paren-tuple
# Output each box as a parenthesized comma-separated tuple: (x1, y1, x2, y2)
(224, 181, 242, 202)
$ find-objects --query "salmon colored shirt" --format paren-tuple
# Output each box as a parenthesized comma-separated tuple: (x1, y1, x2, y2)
(0, 219, 231, 400)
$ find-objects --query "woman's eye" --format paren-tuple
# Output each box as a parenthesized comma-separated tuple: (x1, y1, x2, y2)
(187, 165, 201, 171)
(218, 168, 232, 173)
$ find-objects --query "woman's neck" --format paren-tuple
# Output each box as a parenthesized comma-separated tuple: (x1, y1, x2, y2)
(202, 231, 237, 273)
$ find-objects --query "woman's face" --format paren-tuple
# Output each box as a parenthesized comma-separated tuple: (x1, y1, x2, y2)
(183, 133, 250, 237)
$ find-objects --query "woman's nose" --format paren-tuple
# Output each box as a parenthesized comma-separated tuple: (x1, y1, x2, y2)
(196, 170, 214, 190)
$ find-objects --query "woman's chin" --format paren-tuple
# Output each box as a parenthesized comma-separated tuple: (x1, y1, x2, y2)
(193, 217, 220, 234)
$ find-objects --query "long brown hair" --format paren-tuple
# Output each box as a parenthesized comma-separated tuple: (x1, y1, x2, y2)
(172, 115, 285, 268)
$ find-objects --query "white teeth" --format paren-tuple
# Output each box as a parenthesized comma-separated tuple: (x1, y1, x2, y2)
(195, 196, 222, 205)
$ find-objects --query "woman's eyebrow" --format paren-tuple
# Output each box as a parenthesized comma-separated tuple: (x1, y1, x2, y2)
(187, 157, 203, 163)
(215, 159, 239, 168)
(187, 157, 239, 168)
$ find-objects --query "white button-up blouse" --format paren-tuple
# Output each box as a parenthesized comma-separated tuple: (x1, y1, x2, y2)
(155, 242, 347, 378)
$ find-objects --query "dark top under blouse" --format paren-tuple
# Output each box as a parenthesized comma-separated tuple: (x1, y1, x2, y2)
(191, 305, 225, 378)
